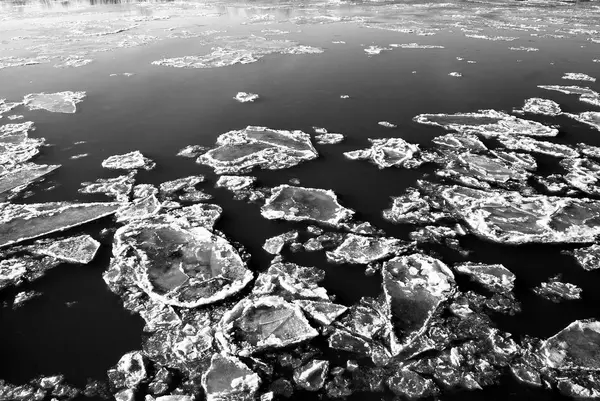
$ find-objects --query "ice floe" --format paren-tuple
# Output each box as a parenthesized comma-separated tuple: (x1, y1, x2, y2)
(514, 98, 562, 116)
(23, 91, 86, 114)
(569, 244, 600, 271)
(364, 46, 391, 55)
(176, 145, 208, 158)
(566, 111, 600, 132)
(448, 72, 462, 77)
(344, 138, 421, 169)
(390, 43, 444, 49)
(533, 276, 582, 302)
(378, 121, 397, 128)
(79, 173, 135, 201)
(454, 263, 515, 293)
(562, 73, 596, 82)
(509, 46, 539, 52)
(202, 353, 260, 401)
(30, 234, 100, 264)
(263, 231, 298, 255)
(234, 92, 259, 103)
(315, 133, 344, 145)
(496, 136, 578, 158)
(102, 151, 156, 170)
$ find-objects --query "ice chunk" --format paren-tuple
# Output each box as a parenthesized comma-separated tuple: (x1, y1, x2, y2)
(448, 72, 462, 77)
(31, 234, 100, 264)
(253, 258, 328, 301)
(344, 138, 421, 169)
(326, 234, 407, 265)
(112, 221, 252, 307)
(340, 95, 350, 99)
(538, 85, 600, 107)
(570, 244, 600, 271)
(465, 34, 518, 41)
(133, 184, 158, 199)
(7, 115, 24, 121)
(234, 92, 259, 103)
(364, 46, 391, 55)
(108, 351, 147, 389)
(102, 151, 155, 170)
(178, 188, 212, 202)
(176, 145, 207, 158)
(261, 185, 353, 227)
(293, 360, 328, 391)
(293, 300, 347, 325)
(454, 263, 515, 293)
(198, 126, 318, 174)
(115, 195, 161, 222)
(12, 290, 42, 309)
(435, 185, 600, 244)
(562, 73, 596, 82)
(432, 133, 487, 152)
(383, 187, 451, 225)
(70, 153, 88, 159)
(159, 176, 205, 196)
(23, 91, 86, 114)
(377, 121, 397, 128)
(515, 98, 562, 116)
(315, 133, 344, 145)
(54, 56, 93, 68)
(0, 122, 45, 167)
(167, 204, 222, 230)
(0, 201, 121, 248)
(262, 231, 298, 255)
(540, 319, 600, 370)
(533, 275, 582, 302)
(79, 173, 135, 202)
(509, 46, 539, 52)
(0, 164, 60, 200)
(496, 136, 578, 158)
(390, 43, 444, 49)
(566, 111, 600, 132)
(383, 254, 455, 354)
(414, 109, 558, 137)
(560, 158, 600, 195)
(216, 296, 319, 356)
(216, 175, 256, 192)
(202, 353, 261, 401)
(0, 254, 60, 291)
(387, 369, 438, 399)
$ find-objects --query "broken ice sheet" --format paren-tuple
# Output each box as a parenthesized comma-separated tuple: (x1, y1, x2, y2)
(514, 98, 562, 116)
(0, 164, 60, 200)
(496, 136, 578, 158)
(326, 234, 407, 265)
(435, 184, 600, 244)
(0, 254, 60, 291)
(23, 91, 86, 114)
(383, 254, 455, 355)
(454, 262, 515, 293)
(252, 258, 329, 301)
(569, 244, 600, 271)
(79, 173, 135, 202)
(566, 111, 600, 132)
(560, 157, 600, 195)
(216, 295, 319, 356)
(0, 201, 121, 248)
(261, 185, 354, 227)
(102, 151, 156, 171)
(383, 187, 451, 225)
(29, 234, 100, 264)
(293, 360, 329, 391)
(344, 138, 421, 169)
(111, 220, 252, 307)
(202, 353, 260, 401)
(364, 46, 391, 55)
(12, 290, 42, 309)
(0, 122, 46, 167)
(262, 231, 298, 255)
(159, 176, 205, 196)
(432, 133, 487, 153)
(509, 46, 539, 52)
(314, 133, 344, 145)
(176, 145, 207, 158)
(234, 92, 259, 103)
(377, 121, 396, 128)
(533, 275, 582, 302)
(414, 109, 559, 138)
(390, 43, 444, 49)
(448, 72, 462, 77)
(540, 319, 600, 370)
(197, 126, 318, 175)
(562, 73, 596, 82)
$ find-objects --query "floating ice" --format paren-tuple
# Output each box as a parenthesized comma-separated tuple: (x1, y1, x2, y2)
(435, 184, 600, 244)
(293, 360, 329, 391)
(560, 157, 600, 195)
(31, 234, 100, 264)
(562, 73, 596, 82)
(0, 164, 60, 200)
(0, 122, 45, 167)
(176, 145, 207, 158)
(465, 34, 518, 41)
(383, 187, 451, 225)
(383, 254, 455, 354)
(159, 176, 205, 196)
(387, 369, 438, 399)
(340, 95, 350, 99)
(79, 173, 135, 202)
(496, 136, 578, 158)
(263, 231, 298, 255)
(344, 138, 421, 169)
(215, 175, 261, 201)
(0, 254, 60, 291)
(566, 112, 600, 132)
(261, 185, 354, 227)
(0, 56, 48, 70)
(234, 92, 259, 103)
(390, 43, 444, 49)
(315, 133, 344, 145)
(326, 234, 407, 265)
(414, 109, 559, 137)
(432, 133, 487, 152)
(533, 276, 582, 302)
(12, 290, 41, 309)
(253, 258, 328, 301)
(197, 126, 318, 174)
(202, 353, 260, 401)
(102, 151, 156, 170)
(515, 98, 562, 116)
(54, 56, 93, 68)
(509, 46, 539, 52)
(540, 319, 600, 370)
(294, 300, 347, 326)
(0, 201, 121, 248)
(178, 188, 212, 202)
(377, 121, 397, 128)
(70, 153, 88, 160)
(23, 91, 86, 114)
(570, 244, 600, 271)
(364, 46, 391, 55)
(108, 351, 147, 390)
(0, 99, 21, 115)
(448, 72, 462, 77)
(7, 115, 23, 121)
(115, 195, 161, 223)
(454, 263, 515, 293)
(111, 221, 252, 307)
(216, 296, 319, 356)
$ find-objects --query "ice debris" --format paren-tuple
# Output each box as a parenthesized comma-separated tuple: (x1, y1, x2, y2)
(12, 290, 41, 309)
(197, 126, 318, 174)
(315, 133, 344, 145)
(533, 276, 582, 302)
(448, 72, 462, 77)
(159, 176, 205, 196)
(31, 234, 100, 264)
(0, 254, 60, 291)
(496, 136, 578, 158)
(253, 258, 329, 301)
(263, 231, 298, 255)
(261, 185, 353, 227)
(234, 92, 259, 103)
(414, 109, 559, 137)
(540, 319, 600, 370)
(515, 98, 562, 116)
(377, 121, 397, 128)
(364, 46, 391, 55)
(176, 145, 207, 158)
(390, 43, 444, 49)
(0, 164, 60, 200)
(562, 73, 596, 82)
(326, 234, 407, 265)
(293, 360, 329, 391)
(344, 138, 421, 169)
(102, 151, 156, 171)
(569, 244, 600, 271)
(108, 351, 147, 390)
(454, 263, 515, 293)
(509, 46, 539, 52)
(79, 173, 135, 202)
(110, 221, 252, 307)
(566, 111, 600, 132)
(23, 91, 86, 114)
(202, 353, 261, 401)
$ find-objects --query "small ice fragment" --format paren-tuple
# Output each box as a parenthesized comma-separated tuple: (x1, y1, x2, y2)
(315, 133, 344, 145)
(562, 73, 596, 82)
(456, 57, 464, 61)
(389, 43, 444, 49)
(202, 353, 261, 401)
(23, 91, 86, 114)
(569, 244, 600, 271)
(344, 138, 420, 169)
(159, 176, 205, 195)
(102, 151, 155, 170)
(31, 235, 101, 264)
(262, 231, 299, 255)
(454, 262, 515, 293)
(234, 92, 259, 103)
(176, 145, 207, 158)
(340, 95, 350, 99)
(515, 98, 562, 116)
(533, 275, 582, 302)
(467, 60, 477, 64)
(12, 290, 41, 309)
(7, 115, 23, 120)
(378, 121, 397, 128)
(313, 127, 328, 134)
(79, 173, 135, 201)
(364, 45, 391, 55)
(448, 72, 462, 77)
(70, 153, 89, 159)
(332, 41, 345, 44)
(54, 56, 93, 68)
(509, 46, 539, 52)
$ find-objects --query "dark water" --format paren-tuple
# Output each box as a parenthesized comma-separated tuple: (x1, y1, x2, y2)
(0, 0, 599, 399)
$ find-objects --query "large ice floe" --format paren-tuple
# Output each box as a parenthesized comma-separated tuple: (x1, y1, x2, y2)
(414, 109, 559, 137)
(102, 151, 156, 170)
(261, 185, 353, 227)
(152, 36, 322, 69)
(514, 98, 562, 116)
(23, 91, 86, 114)
(432, 185, 600, 244)
(197, 126, 318, 174)
(109, 220, 252, 307)
(538, 85, 600, 107)
(344, 138, 422, 169)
